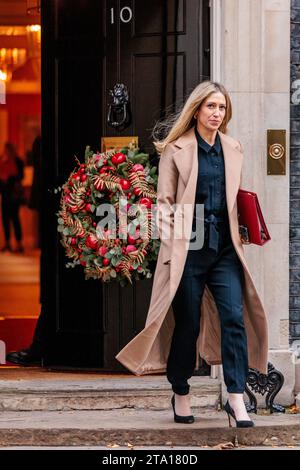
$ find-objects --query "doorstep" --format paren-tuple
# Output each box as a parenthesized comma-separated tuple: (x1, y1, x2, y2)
(0, 367, 220, 411)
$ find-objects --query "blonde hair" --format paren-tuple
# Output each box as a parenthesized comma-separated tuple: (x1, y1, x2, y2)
(152, 81, 232, 155)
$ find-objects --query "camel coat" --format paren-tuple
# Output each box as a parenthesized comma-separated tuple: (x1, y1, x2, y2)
(115, 126, 269, 375)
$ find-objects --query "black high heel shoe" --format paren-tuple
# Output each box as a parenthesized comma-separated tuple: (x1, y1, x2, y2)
(224, 400, 254, 428)
(171, 394, 194, 424)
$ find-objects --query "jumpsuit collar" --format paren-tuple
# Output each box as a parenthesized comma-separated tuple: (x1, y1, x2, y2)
(194, 126, 222, 154)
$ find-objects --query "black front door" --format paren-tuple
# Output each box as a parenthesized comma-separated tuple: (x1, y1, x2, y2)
(41, 0, 210, 369)
(105, 0, 210, 152)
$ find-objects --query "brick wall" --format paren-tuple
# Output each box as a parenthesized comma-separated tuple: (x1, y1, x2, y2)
(290, 0, 300, 341)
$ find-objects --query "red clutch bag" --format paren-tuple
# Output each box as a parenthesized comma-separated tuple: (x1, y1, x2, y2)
(237, 189, 271, 246)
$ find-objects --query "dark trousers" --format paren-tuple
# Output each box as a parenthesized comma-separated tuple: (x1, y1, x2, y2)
(1, 194, 22, 243)
(166, 225, 248, 395)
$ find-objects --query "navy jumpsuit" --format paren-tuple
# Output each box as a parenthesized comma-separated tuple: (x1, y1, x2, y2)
(166, 127, 249, 395)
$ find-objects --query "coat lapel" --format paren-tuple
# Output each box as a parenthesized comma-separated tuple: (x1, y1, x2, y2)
(219, 133, 244, 213)
(172, 127, 243, 213)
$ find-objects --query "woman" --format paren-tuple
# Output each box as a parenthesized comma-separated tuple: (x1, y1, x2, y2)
(116, 81, 269, 428)
(0, 142, 24, 253)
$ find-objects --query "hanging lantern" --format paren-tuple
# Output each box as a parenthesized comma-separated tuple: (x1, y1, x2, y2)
(27, 0, 41, 16)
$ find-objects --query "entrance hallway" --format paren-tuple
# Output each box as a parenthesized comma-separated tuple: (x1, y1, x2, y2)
(0, 250, 40, 357)
(0, 250, 40, 316)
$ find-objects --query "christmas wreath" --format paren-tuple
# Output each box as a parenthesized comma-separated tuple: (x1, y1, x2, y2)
(56, 142, 160, 286)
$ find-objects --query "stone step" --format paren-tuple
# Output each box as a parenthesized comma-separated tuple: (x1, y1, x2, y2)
(0, 408, 299, 447)
(0, 370, 220, 412)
